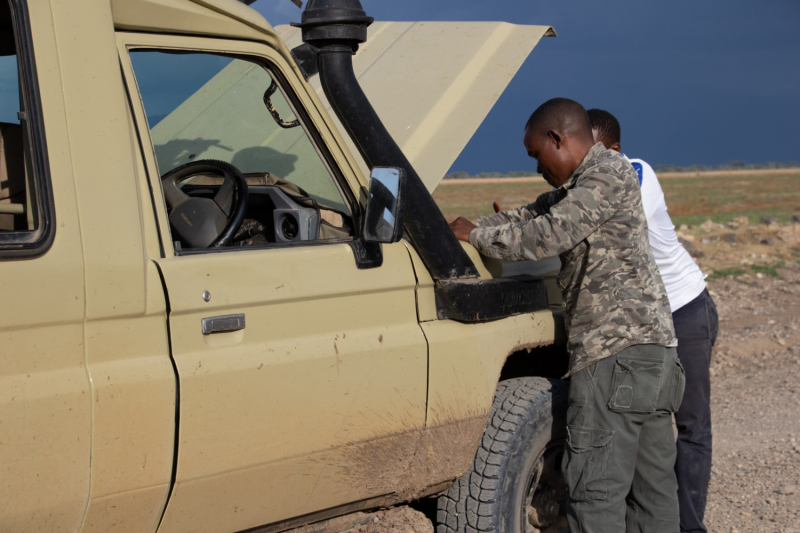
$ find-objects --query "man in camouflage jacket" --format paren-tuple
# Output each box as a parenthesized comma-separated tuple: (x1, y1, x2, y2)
(450, 98, 685, 533)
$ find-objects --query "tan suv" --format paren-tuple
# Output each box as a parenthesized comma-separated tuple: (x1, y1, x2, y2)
(0, 1, 569, 532)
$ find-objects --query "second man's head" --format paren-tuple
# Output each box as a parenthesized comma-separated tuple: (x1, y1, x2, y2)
(587, 108, 622, 153)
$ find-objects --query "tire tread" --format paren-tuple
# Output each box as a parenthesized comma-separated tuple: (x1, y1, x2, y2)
(436, 378, 565, 533)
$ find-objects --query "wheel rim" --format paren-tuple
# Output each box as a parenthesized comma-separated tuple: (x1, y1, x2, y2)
(522, 440, 567, 533)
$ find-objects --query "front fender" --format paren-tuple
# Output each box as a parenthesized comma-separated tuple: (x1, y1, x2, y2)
(398, 241, 566, 497)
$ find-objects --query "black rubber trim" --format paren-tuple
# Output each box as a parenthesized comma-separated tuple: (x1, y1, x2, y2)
(0, 0, 56, 260)
(290, 43, 318, 81)
(346, 238, 382, 269)
(151, 260, 181, 532)
(434, 276, 549, 322)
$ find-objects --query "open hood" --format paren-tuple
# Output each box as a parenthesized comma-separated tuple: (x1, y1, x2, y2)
(276, 21, 555, 192)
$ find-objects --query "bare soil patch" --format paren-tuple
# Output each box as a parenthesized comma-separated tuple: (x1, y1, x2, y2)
(682, 221, 800, 533)
(704, 266, 800, 533)
(348, 508, 433, 533)
(678, 217, 800, 274)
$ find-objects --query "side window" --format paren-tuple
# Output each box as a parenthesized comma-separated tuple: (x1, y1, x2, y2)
(0, 0, 52, 255)
(129, 51, 354, 251)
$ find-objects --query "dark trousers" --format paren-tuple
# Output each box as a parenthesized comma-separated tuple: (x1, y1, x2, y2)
(563, 344, 685, 533)
(672, 289, 718, 533)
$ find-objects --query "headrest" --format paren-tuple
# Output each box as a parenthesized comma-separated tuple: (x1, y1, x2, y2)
(0, 29, 14, 56)
(0, 122, 24, 200)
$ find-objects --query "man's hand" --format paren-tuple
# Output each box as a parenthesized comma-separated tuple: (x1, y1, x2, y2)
(449, 217, 477, 242)
(493, 201, 502, 213)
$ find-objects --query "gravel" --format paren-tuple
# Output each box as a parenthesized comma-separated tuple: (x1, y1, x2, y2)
(704, 265, 800, 533)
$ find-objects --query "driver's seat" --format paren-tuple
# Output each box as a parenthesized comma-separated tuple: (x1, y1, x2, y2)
(0, 122, 25, 231)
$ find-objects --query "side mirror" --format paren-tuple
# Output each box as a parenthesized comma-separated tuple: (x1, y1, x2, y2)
(363, 167, 406, 243)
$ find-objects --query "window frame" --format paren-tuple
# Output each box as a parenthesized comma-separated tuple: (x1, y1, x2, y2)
(119, 36, 363, 257)
(0, 0, 56, 259)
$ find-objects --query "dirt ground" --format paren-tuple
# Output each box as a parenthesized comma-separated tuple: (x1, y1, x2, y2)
(361, 221, 800, 533)
(686, 219, 800, 533)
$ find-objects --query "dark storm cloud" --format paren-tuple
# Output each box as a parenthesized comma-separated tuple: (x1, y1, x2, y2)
(254, 0, 800, 173)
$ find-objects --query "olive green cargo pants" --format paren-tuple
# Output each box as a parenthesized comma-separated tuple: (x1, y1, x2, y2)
(562, 344, 686, 533)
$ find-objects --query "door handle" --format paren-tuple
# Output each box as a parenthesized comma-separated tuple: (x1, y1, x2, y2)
(201, 314, 246, 335)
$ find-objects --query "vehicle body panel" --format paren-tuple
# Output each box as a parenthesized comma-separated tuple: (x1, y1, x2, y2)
(153, 243, 427, 533)
(111, 0, 278, 47)
(2, 0, 176, 531)
(2, 2, 91, 530)
(398, 241, 565, 489)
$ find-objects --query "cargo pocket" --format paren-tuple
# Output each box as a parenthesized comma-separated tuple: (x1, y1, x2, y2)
(563, 426, 614, 502)
(667, 359, 686, 412)
(607, 357, 663, 413)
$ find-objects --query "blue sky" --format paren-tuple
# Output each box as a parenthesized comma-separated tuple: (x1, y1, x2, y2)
(256, 1, 800, 174)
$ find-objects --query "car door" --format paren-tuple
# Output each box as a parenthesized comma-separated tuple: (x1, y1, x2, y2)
(119, 34, 428, 533)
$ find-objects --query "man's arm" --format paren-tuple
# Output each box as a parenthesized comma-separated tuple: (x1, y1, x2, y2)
(473, 190, 560, 227)
(468, 169, 627, 261)
(473, 205, 535, 228)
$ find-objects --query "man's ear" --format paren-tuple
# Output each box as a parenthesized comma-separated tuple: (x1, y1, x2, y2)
(547, 130, 562, 149)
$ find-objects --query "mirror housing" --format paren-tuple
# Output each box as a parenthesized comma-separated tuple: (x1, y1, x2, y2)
(363, 167, 406, 243)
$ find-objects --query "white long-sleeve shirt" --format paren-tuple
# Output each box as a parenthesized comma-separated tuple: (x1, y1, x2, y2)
(627, 156, 706, 312)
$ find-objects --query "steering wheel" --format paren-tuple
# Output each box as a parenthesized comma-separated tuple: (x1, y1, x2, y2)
(161, 160, 249, 248)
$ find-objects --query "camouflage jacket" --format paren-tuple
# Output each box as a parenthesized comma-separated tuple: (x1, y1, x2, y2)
(469, 143, 676, 376)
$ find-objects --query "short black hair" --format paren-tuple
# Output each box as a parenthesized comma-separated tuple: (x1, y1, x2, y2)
(524, 98, 593, 141)
(587, 108, 621, 146)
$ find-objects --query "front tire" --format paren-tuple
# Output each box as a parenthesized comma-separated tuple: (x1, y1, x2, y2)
(437, 377, 568, 533)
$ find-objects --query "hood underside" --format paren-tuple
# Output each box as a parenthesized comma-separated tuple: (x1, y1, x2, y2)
(277, 21, 555, 192)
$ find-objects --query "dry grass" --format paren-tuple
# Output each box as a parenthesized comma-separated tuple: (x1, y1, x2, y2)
(433, 180, 552, 222)
(433, 171, 800, 226)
